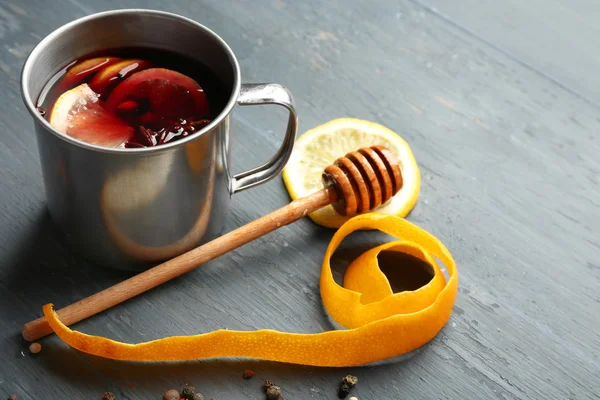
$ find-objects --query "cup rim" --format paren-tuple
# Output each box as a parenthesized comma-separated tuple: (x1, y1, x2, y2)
(20, 8, 241, 155)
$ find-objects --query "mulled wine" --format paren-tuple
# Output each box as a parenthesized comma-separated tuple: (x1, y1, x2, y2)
(37, 47, 228, 148)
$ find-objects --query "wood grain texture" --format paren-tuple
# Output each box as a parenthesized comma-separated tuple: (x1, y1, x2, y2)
(416, 0, 600, 106)
(1, 0, 599, 399)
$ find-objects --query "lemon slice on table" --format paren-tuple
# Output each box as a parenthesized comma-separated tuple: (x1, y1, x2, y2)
(282, 118, 421, 228)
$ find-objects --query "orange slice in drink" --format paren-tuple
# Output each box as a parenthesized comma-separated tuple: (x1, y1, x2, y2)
(88, 59, 152, 98)
(105, 68, 210, 127)
(55, 57, 121, 93)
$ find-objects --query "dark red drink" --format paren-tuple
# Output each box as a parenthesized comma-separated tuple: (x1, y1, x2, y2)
(37, 48, 228, 148)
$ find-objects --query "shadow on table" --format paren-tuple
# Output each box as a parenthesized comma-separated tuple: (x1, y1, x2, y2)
(36, 342, 437, 399)
(1, 210, 134, 323)
(328, 228, 435, 292)
(6, 211, 442, 398)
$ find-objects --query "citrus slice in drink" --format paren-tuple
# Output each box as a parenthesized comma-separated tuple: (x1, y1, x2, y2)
(282, 118, 421, 228)
(56, 57, 121, 93)
(48, 84, 135, 148)
(105, 68, 210, 126)
(88, 59, 152, 98)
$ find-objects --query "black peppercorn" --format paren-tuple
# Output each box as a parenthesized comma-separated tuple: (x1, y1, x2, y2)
(162, 389, 180, 400)
(343, 375, 358, 388)
(181, 385, 196, 399)
(101, 392, 116, 400)
(266, 385, 281, 400)
(338, 383, 351, 398)
(263, 380, 274, 392)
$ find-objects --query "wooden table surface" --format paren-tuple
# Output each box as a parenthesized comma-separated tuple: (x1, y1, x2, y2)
(1, 0, 599, 399)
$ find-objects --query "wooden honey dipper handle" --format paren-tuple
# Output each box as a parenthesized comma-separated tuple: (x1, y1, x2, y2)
(22, 145, 402, 342)
(22, 187, 338, 341)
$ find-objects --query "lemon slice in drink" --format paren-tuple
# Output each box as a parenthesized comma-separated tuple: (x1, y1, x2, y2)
(49, 84, 134, 148)
(282, 118, 421, 228)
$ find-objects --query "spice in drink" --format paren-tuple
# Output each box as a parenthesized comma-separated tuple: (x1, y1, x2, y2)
(101, 392, 116, 400)
(37, 48, 228, 149)
(242, 369, 255, 379)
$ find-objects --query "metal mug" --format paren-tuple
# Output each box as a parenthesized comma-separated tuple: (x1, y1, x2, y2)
(21, 9, 298, 269)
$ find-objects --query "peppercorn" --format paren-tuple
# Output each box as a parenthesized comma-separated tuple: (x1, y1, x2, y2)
(343, 375, 358, 388)
(162, 389, 180, 400)
(263, 380, 274, 392)
(192, 393, 204, 400)
(242, 369, 255, 379)
(29, 342, 42, 354)
(101, 392, 116, 400)
(181, 385, 196, 399)
(266, 385, 281, 400)
(8, 395, 17, 400)
(338, 383, 351, 398)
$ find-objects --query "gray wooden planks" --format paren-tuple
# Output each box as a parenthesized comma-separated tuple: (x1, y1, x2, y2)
(416, 0, 600, 106)
(1, 0, 599, 399)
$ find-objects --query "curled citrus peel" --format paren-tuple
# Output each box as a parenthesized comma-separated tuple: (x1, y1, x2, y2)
(42, 213, 457, 367)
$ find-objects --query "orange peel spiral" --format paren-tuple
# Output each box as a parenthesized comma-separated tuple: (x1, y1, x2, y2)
(42, 213, 458, 367)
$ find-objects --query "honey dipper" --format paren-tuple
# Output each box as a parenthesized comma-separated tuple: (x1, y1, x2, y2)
(22, 145, 403, 341)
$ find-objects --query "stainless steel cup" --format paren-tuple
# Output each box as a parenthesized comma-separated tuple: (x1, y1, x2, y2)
(21, 9, 298, 269)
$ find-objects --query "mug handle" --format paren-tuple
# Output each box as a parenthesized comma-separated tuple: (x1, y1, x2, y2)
(230, 83, 298, 193)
